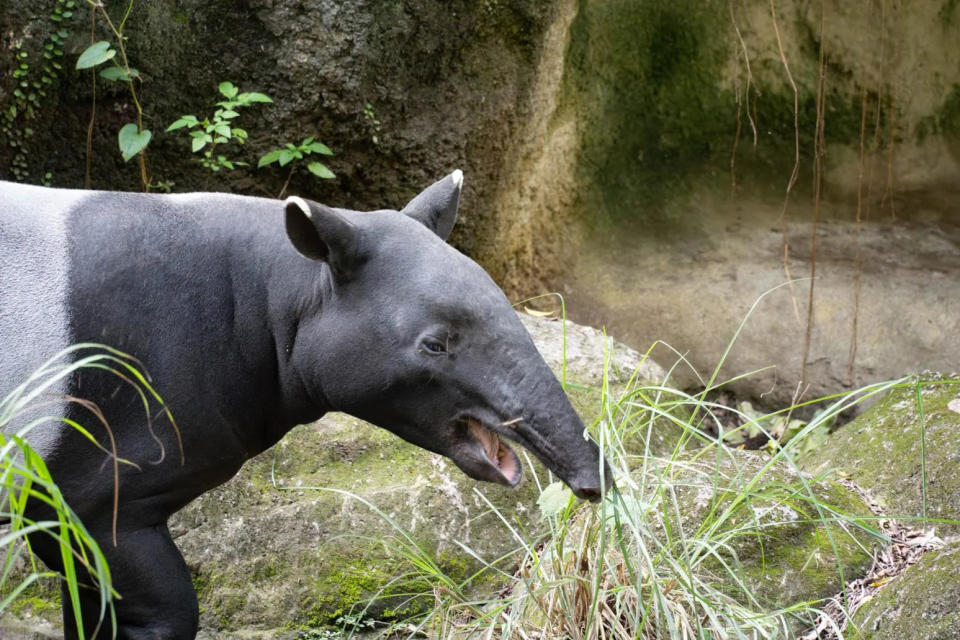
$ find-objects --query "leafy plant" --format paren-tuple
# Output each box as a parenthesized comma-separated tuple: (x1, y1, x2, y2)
(258, 136, 335, 198)
(77, 0, 150, 189)
(362, 101, 381, 145)
(1, 0, 74, 182)
(167, 81, 272, 173)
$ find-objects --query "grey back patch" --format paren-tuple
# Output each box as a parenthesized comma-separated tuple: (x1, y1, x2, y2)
(0, 181, 78, 459)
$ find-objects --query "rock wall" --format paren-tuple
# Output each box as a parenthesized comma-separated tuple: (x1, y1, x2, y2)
(0, 0, 573, 289)
(552, 0, 960, 402)
(2, 0, 958, 402)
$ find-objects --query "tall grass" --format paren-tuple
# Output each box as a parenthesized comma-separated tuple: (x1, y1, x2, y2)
(409, 370, 910, 640)
(0, 345, 170, 639)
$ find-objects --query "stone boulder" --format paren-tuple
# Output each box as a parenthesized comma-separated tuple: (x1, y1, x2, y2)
(803, 375, 960, 532)
(850, 539, 960, 640)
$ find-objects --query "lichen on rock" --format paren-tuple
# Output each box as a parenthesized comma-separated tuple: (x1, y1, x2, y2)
(850, 539, 960, 640)
(802, 375, 960, 532)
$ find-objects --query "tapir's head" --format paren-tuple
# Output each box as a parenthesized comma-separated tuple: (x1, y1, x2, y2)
(283, 171, 611, 501)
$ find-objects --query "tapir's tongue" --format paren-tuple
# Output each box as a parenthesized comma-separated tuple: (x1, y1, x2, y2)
(467, 418, 521, 486)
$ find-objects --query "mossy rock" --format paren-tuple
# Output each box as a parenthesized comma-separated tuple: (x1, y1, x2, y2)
(849, 539, 960, 639)
(663, 449, 878, 612)
(171, 412, 542, 631)
(803, 376, 960, 532)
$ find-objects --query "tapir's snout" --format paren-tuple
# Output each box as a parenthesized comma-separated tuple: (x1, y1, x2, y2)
(567, 462, 615, 503)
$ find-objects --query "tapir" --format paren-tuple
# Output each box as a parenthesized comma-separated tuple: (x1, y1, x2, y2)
(0, 172, 610, 639)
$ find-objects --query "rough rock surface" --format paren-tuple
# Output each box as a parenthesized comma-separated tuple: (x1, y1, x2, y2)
(0, 0, 576, 292)
(803, 375, 960, 532)
(663, 449, 877, 611)
(850, 539, 960, 640)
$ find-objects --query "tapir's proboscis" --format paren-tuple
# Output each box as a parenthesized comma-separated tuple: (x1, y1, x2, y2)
(0, 172, 611, 639)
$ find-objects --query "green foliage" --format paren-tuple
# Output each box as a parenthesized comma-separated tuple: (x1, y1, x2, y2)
(362, 101, 381, 145)
(75, 41, 115, 70)
(77, 1, 151, 174)
(259, 136, 336, 184)
(117, 123, 151, 163)
(167, 82, 272, 172)
(1, 0, 73, 182)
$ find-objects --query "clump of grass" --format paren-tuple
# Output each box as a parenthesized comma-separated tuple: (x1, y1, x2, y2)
(0, 345, 170, 639)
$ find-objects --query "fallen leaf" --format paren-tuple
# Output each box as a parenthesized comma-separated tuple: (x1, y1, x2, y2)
(523, 306, 555, 318)
(948, 398, 960, 415)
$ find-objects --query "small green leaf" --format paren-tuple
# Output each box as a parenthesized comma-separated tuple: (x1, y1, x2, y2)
(537, 482, 573, 519)
(278, 149, 295, 167)
(192, 134, 211, 153)
(240, 92, 272, 104)
(307, 162, 335, 179)
(214, 123, 231, 139)
(165, 115, 198, 132)
(99, 66, 129, 82)
(76, 41, 115, 70)
(218, 81, 238, 99)
(258, 149, 284, 167)
(118, 123, 151, 162)
(306, 141, 333, 155)
(219, 109, 240, 119)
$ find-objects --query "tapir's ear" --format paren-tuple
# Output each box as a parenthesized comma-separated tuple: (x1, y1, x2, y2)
(284, 196, 360, 276)
(400, 170, 463, 241)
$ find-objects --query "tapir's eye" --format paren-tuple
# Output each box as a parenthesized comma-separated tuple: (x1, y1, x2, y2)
(420, 337, 448, 356)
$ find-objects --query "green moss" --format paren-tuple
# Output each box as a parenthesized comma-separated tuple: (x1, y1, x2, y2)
(851, 542, 960, 639)
(726, 478, 874, 608)
(560, 0, 877, 223)
(2, 574, 61, 620)
(802, 377, 960, 531)
(562, 0, 735, 217)
(937, 84, 960, 134)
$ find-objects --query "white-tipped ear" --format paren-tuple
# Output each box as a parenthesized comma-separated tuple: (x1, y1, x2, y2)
(284, 196, 361, 277)
(401, 171, 463, 241)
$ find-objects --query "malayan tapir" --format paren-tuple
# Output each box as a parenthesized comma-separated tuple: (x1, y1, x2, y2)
(0, 172, 610, 639)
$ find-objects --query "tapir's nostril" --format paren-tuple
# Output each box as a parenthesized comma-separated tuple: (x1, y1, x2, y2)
(578, 487, 603, 503)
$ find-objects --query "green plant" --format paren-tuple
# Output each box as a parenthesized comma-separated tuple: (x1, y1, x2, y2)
(362, 101, 381, 145)
(2, 0, 74, 182)
(258, 136, 335, 198)
(1, 345, 172, 639)
(77, 0, 151, 189)
(167, 81, 272, 173)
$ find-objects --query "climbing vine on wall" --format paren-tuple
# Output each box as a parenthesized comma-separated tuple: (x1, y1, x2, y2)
(1, 0, 75, 183)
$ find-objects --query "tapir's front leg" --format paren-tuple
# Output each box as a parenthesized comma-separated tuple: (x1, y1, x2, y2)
(44, 523, 199, 640)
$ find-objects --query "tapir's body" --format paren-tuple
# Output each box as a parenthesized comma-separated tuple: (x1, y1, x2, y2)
(0, 175, 608, 639)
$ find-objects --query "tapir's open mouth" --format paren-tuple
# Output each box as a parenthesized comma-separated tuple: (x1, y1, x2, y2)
(449, 417, 522, 487)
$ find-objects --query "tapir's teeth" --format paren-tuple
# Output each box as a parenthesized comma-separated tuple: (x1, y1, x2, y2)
(467, 418, 499, 466)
